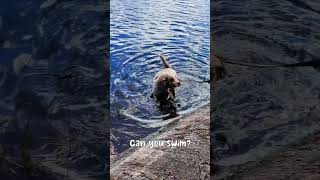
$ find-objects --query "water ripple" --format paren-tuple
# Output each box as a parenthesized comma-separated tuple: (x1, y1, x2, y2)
(111, 0, 210, 152)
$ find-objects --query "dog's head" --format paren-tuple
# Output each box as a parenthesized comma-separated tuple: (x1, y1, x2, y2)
(167, 76, 181, 88)
(154, 74, 181, 88)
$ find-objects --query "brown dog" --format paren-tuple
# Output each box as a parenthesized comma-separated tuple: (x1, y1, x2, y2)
(151, 54, 181, 104)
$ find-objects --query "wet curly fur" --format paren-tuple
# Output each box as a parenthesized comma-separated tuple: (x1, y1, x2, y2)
(151, 54, 181, 116)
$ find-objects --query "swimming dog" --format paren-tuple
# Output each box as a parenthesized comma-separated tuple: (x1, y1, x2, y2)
(151, 54, 181, 116)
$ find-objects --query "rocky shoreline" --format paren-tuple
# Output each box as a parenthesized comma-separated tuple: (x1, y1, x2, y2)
(111, 106, 210, 180)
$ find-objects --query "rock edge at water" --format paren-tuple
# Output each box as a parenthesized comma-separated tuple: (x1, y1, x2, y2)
(111, 106, 210, 180)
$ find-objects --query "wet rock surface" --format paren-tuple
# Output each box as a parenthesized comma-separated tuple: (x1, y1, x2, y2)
(111, 106, 210, 180)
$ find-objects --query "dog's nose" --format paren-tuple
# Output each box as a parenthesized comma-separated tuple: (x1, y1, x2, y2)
(177, 81, 181, 87)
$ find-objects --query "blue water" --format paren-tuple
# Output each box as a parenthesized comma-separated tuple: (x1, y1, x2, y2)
(110, 0, 210, 152)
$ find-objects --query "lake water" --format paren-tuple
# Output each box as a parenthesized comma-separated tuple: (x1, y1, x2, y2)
(110, 0, 210, 153)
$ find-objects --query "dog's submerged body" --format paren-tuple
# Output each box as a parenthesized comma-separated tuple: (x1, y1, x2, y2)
(151, 54, 181, 117)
